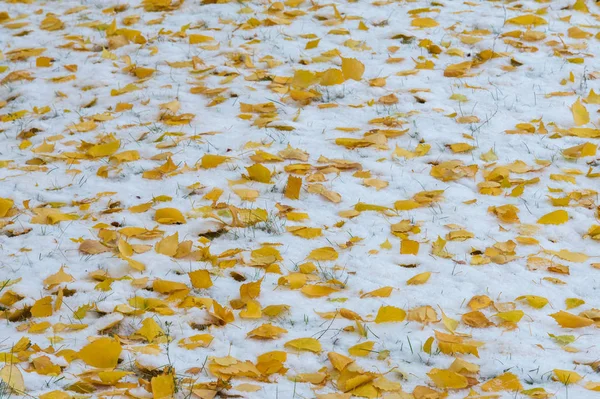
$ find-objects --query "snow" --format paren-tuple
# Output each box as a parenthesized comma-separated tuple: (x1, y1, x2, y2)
(1, 0, 599, 398)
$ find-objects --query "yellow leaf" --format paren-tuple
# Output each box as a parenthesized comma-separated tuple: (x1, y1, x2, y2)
(78, 337, 122, 368)
(39, 391, 70, 399)
(0, 365, 25, 393)
(240, 279, 262, 302)
(341, 57, 365, 81)
(151, 373, 175, 399)
(400, 239, 419, 255)
(69, 120, 97, 132)
(573, 0, 589, 12)
(348, 341, 374, 357)
(189, 34, 214, 44)
(407, 305, 439, 323)
(495, 310, 524, 323)
(423, 337, 434, 354)
(411, 17, 439, 28)
(550, 311, 593, 328)
(375, 306, 406, 323)
(586, 89, 600, 104)
(394, 200, 421, 210)
(235, 383, 262, 392)
(506, 14, 547, 26)
(339, 308, 362, 321)
(155, 232, 179, 256)
(40, 15, 64, 31)
(305, 39, 320, 49)
(0, 197, 14, 217)
(153, 279, 188, 294)
(101, 48, 117, 60)
(279, 273, 307, 290)
(31, 140, 55, 154)
(369, 77, 386, 87)
(568, 127, 600, 138)
(189, 269, 213, 289)
(123, 256, 146, 271)
(31, 209, 79, 225)
(239, 300, 262, 319)
(245, 163, 272, 183)
(565, 298, 585, 309)
(462, 311, 493, 328)
(537, 210, 568, 225)
(135, 318, 165, 343)
(285, 338, 321, 353)
(571, 98, 590, 126)
(355, 202, 391, 212)
(360, 286, 393, 298)
(134, 67, 154, 79)
(481, 372, 523, 392)
(319, 68, 344, 86)
(29, 321, 51, 333)
(548, 333, 576, 346)
(79, 240, 110, 255)
(284, 175, 302, 200)
(448, 143, 474, 153)
(521, 388, 551, 398)
(155, 208, 186, 224)
(129, 202, 153, 213)
(449, 358, 479, 375)
(328, 352, 354, 371)
(516, 295, 548, 309)
(247, 323, 288, 339)
(292, 70, 318, 89)
(36, 56, 53, 67)
(546, 249, 589, 263)
(233, 188, 259, 201)
(563, 142, 597, 159)
(179, 334, 213, 350)
(43, 267, 74, 288)
(98, 371, 131, 385)
(480, 148, 498, 162)
(440, 308, 459, 333)
(31, 296, 53, 317)
(432, 236, 453, 258)
(380, 239, 392, 250)
(111, 150, 140, 163)
(251, 246, 282, 265)
(262, 304, 290, 317)
(585, 382, 600, 391)
(308, 246, 338, 261)
(301, 284, 338, 298)
(255, 351, 286, 376)
(87, 140, 120, 158)
(287, 226, 322, 239)
(407, 272, 430, 285)
(553, 369, 582, 385)
(444, 61, 472, 78)
(117, 239, 133, 257)
(201, 154, 228, 168)
(427, 368, 468, 389)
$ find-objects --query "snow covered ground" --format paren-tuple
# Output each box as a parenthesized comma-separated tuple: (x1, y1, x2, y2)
(1, 0, 600, 398)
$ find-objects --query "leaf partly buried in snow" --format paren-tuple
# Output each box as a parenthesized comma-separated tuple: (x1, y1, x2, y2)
(0, 365, 25, 393)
